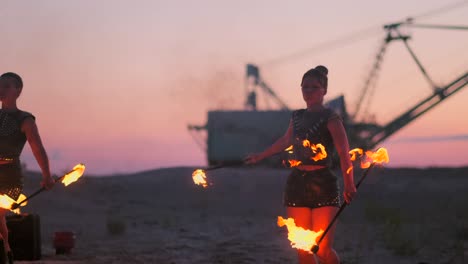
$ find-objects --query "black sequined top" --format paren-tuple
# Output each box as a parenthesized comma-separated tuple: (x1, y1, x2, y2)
(0, 109, 35, 159)
(289, 108, 341, 167)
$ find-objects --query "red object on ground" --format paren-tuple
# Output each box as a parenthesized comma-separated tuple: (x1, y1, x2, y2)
(53, 231, 76, 255)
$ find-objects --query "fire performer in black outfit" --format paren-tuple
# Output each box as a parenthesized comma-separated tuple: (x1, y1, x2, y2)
(245, 66, 356, 264)
(0, 72, 54, 263)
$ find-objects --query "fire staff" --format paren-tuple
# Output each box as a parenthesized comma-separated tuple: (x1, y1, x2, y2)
(245, 66, 356, 264)
(0, 72, 54, 263)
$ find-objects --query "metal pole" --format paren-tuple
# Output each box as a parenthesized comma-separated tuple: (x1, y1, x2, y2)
(204, 161, 245, 171)
(11, 166, 81, 210)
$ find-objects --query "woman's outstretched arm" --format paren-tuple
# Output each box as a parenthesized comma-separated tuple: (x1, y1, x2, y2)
(245, 120, 293, 164)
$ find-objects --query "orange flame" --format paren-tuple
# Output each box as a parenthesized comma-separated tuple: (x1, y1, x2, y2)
(0, 194, 28, 214)
(283, 145, 300, 167)
(311, 144, 327, 161)
(361, 148, 389, 168)
(285, 141, 327, 167)
(61, 164, 86, 187)
(288, 160, 302, 167)
(303, 140, 327, 161)
(349, 148, 389, 168)
(277, 216, 324, 254)
(349, 148, 363, 162)
(192, 169, 209, 188)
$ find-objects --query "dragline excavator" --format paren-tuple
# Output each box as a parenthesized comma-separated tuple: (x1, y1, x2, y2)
(188, 18, 468, 166)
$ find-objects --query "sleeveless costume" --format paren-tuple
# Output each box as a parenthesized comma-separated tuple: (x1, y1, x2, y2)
(0, 109, 35, 200)
(283, 108, 341, 208)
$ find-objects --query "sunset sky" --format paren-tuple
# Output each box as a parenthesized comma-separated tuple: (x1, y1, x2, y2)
(2, 0, 467, 175)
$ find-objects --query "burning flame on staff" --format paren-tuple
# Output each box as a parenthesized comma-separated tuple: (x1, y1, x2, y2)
(349, 148, 389, 167)
(277, 216, 324, 254)
(347, 147, 390, 174)
(0, 194, 28, 214)
(61, 164, 86, 186)
(192, 169, 209, 188)
(362, 148, 389, 167)
(349, 148, 363, 162)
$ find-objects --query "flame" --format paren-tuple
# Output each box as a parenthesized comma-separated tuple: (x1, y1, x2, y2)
(349, 148, 390, 168)
(0, 194, 28, 214)
(346, 166, 353, 174)
(284, 145, 300, 167)
(302, 140, 327, 161)
(361, 148, 389, 168)
(61, 164, 86, 187)
(310, 144, 327, 161)
(284, 141, 327, 167)
(349, 148, 363, 162)
(288, 160, 302, 167)
(192, 169, 209, 188)
(278, 216, 323, 254)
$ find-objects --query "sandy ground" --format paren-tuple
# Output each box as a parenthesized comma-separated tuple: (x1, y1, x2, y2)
(12, 166, 468, 264)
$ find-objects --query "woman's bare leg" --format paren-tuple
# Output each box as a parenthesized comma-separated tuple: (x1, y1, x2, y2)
(310, 206, 339, 264)
(0, 209, 10, 253)
(287, 207, 318, 264)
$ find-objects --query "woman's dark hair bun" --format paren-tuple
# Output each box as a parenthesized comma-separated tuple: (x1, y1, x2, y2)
(301, 65, 329, 89)
(314, 65, 328, 76)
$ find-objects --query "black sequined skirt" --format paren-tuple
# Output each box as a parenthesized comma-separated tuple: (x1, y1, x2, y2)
(283, 168, 340, 208)
(0, 162, 24, 201)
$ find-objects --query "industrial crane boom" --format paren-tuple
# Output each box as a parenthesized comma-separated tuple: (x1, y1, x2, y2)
(368, 72, 468, 148)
